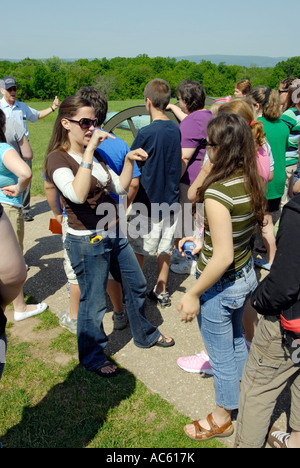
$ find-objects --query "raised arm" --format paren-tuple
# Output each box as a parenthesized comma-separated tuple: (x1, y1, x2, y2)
(38, 96, 61, 120)
(1, 148, 32, 197)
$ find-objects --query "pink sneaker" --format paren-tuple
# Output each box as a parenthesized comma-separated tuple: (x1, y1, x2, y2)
(177, 351, 213, 375)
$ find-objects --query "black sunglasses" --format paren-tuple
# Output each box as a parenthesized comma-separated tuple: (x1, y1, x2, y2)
(199, 138, 218, 149)
(67, 118, 98, 129)
(278, 89, 289, 94)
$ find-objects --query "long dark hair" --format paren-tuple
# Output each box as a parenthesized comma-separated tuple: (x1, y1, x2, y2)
(195, 113, 266, 228)
(44, 95, 92, 180)
(0, 110, 7, 143)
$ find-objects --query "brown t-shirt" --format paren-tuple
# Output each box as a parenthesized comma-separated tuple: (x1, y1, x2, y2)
(47, 151, 117, 231)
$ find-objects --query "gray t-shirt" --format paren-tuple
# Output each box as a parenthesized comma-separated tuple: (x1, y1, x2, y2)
(4, 119, 25, 155)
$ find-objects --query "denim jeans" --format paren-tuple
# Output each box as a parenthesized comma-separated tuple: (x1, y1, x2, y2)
(64, 232, 160, 371)
(197, 263, 257, 410)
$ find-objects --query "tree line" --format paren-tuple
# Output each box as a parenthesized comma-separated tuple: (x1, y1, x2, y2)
(1, 55, 299, 102)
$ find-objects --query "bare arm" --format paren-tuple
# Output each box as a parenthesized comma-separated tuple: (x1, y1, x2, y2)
(1, 149, 32, 197)
(177, 199, 234, 322)
(127, 177, 139, 207)
(166, 103, 187, 122)
(18, 135, 33, 160)
(181, 147, 196, 178)
(38, 96, 60, 120)
(187, 159, 213, 201)
(44, 180, 63, 223)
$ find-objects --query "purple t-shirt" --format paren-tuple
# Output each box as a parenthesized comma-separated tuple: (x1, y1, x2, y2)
(180, 109, 213, 185)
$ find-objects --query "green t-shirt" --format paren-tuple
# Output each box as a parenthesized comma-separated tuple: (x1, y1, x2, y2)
(258, 116, 289, 200)
(197, 173, 256, 277)
(280, 107, 300, 167)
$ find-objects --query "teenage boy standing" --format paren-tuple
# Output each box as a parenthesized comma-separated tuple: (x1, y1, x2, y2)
(129, 79, 182, 307)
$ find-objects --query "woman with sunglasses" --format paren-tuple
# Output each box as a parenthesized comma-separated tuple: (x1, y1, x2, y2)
(177, 113, 266, 442)
(278, 78, 300, 208)
(44, 95, 174, 378)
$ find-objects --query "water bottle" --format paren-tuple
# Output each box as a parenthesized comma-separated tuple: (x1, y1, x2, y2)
(183, 241, 196, 260)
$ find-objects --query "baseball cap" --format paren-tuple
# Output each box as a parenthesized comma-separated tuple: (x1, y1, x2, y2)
(0, 77, 17, 90)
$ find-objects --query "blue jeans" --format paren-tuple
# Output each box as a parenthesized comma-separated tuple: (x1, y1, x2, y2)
(64, 233, 160, 371)
(197, 262, 257, 410)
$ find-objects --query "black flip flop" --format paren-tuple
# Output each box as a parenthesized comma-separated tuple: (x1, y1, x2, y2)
(93, 361, 120, 378)
(154, 335, 175, 348)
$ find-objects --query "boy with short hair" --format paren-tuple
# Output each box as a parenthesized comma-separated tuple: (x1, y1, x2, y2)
(128, 79, 182, 307)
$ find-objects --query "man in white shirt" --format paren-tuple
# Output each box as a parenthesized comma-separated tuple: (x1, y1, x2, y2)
(0, 76, 60, 220)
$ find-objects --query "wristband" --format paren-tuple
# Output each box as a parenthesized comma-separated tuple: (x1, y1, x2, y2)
(80, 161, 92, 169)
(51, 106, 55, 112)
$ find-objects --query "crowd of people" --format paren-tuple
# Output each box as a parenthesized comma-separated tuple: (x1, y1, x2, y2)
(0, 74, 300, 449)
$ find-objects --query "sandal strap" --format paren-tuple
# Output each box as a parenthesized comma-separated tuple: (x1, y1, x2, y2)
(207, 413, 232, 434)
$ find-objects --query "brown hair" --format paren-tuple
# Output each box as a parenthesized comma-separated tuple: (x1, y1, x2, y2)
(248, 86, 282, 120)
(144, 78, 171, 111)
(177, 79, 206, 112)
(235, 80, 252, 95)
(195, 113, 266, 228)
(218, 98, 265, 148)
(76, 86, 108, 126)
(44, 95, 92, 180)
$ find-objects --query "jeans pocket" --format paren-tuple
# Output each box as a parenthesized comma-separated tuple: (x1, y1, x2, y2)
(220, 295, 246, 310)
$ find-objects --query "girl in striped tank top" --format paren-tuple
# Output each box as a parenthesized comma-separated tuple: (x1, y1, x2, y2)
(178, 113, 266, 442)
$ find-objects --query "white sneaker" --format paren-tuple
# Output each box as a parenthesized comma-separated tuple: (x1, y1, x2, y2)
(14, 303, 48, 322)
(170, 258, 197, 275)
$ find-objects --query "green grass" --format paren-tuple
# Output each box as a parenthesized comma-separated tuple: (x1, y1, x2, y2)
(0, 313, 224, 449)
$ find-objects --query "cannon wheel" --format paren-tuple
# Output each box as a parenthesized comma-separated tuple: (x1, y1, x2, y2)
(103, 105, 179, 137)
(103, 97, 216, 138)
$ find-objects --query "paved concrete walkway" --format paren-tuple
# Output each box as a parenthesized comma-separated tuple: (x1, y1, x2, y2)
(13, 196, 290, 448)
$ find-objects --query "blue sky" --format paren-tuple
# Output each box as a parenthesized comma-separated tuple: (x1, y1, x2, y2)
(1, 0, 299, 60)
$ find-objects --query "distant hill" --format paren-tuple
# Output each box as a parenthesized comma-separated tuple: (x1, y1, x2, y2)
(176, 55, 289, 68)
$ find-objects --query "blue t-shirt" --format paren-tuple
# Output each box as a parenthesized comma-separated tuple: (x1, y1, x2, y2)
(0, 143, 22, 206)
(131, 120, 182, 214)
(96, 134, 140, 202)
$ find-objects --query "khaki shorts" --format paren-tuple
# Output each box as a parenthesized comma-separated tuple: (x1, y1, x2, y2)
(2, 203, 24, 252)
(62, 217, 78, 285)
(235, 316, 300, 448)
(128, 214, 178, 256)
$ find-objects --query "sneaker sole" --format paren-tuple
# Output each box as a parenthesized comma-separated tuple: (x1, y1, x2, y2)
(177, 363, 214, 375)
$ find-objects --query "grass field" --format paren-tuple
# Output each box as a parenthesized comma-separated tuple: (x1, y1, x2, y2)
(0, 100, 225, 449)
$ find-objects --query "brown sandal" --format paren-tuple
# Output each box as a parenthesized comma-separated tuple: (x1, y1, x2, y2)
(184, 413, 234, 441)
